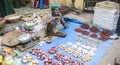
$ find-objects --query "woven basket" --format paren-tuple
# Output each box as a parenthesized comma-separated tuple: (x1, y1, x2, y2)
(2, 31, 23, 47)
(0, 19, 5, 29)
(4, 13, 21, 23)
(21, 13, 36, 22)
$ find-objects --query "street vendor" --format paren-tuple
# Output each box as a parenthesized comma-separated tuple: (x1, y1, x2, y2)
(45, 4, 68, 37)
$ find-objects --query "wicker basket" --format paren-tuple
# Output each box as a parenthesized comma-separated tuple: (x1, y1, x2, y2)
(0, 18, 5, 29)
(4, 13, 21, 23)
(21, 13, 36, 22)
(2, 31, 23, 47)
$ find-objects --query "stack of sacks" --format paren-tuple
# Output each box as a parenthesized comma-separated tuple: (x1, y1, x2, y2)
(93, 1, 119, 30)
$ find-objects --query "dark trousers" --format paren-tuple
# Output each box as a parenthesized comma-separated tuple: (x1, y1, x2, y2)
(116, 14, 120, 36)
(13, 0, 25, 8)
(0, 0, 15, 17)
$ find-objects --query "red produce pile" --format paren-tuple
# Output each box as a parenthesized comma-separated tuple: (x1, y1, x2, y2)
(53, 62, 63, 65)
(61, 57, 83, 65)
(100, 30, 112, 37)
(90, 34, 97, 38)
(29, 48, 49, 60)
(74, 28, 82, 33)
(99, 30, 112, 41)
(44, 57, 53, 65)
(99, 36, 109, 41)
(80, 24, 90, 29)
(90, 26, 100, 33)
(48, 47, 58, 54)
(74, 24, 113, 41)
(54, 52, 64, 61)
(29, 47, 84, 65)
(82, 30, 90, 35)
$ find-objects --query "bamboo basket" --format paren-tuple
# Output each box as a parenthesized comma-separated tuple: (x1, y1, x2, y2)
(21, 13, 36, 22)
(4, 13, 21, 23)
(2, 31, 23, 47)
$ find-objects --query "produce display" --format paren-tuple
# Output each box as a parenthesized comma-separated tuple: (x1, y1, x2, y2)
(75, 23, 113, 41)
(28, 47, 83, 65)
(59, 40, 99, 62)
(0, 12, 115, 65)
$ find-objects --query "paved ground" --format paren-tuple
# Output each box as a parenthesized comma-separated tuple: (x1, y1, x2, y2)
(15, 7, 120, 65)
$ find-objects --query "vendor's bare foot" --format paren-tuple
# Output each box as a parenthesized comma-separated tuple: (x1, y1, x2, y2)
(44, 36, 52, 43)
(65, 25, 69, 28)
(110, 34, 119, 40)
(52, 32, 66, 37)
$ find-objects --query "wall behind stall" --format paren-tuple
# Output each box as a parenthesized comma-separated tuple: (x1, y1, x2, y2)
(49, 0, 84, 10)
(75, 0, 84, 10)
(49, 0, 59, 4)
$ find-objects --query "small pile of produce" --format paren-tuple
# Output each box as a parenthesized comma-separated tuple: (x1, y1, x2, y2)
(99, 30, 113, 41)
(80, 24, 90, 29)
(74, 28, 82, 33)
(90, 34, 97, 38)
(100, 30, 112, 37)
(90, 26, 100, 33)
(82, 31, 90, 35)
(48, 47, 58, 54)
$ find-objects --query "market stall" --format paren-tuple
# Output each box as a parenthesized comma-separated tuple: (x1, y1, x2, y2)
(0, 1, 119, 65)
(21, 18, 114, 65)
(0, 16, 115, 65)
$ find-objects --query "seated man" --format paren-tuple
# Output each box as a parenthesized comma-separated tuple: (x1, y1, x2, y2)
(45, 5, 68, 37)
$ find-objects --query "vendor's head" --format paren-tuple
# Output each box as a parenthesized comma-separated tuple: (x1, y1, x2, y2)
(51, 4, 61, 14)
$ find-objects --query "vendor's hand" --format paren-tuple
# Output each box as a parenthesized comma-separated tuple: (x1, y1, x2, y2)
(64, 25, 69, 28)
(53, 16, 61, 19)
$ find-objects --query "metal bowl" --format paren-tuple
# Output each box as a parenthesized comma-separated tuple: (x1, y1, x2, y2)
(18, 34, 32, 44)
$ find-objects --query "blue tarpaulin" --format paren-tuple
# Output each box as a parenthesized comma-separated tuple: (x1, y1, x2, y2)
(21, 18, 114, 65)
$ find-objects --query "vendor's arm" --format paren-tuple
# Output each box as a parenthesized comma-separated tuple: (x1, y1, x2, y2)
(59, 13, 68, 28)
(45, 14, 54, 24)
